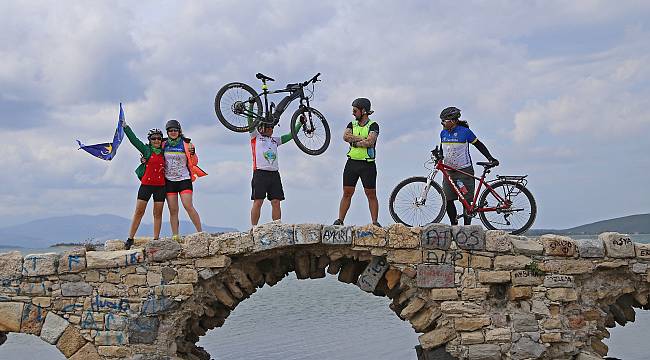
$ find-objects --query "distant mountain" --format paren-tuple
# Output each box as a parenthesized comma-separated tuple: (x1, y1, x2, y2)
(526, 213, 650, 236)
(0, 214, 237, 248)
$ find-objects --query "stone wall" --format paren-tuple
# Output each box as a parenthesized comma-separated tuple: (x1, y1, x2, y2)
(1, 222, 649, 359)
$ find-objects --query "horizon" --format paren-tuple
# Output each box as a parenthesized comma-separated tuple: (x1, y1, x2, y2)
(1, 2, 649, 231)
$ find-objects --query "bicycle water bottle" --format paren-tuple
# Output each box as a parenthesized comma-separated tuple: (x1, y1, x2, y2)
(456, 180, 468, 195)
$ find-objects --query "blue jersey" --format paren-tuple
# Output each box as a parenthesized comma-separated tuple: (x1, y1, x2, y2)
(440, 126, 477, 169)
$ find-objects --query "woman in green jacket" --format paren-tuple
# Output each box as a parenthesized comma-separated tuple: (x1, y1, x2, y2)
(123, 119, 166, 249)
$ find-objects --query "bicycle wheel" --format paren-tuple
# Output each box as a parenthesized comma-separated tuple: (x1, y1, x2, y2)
(214, 82, 263, 132)
(289, 107, 331, 156)
(478, 180, 537, 235)
(389, 176, 446, 227)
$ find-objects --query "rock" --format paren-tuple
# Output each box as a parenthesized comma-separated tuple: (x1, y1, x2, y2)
(69, 342, 101, 360)
(105, 314, 128, 330)
(461, 287, 490, 300)
(494, 255, 531, 270)
(40, 312, 69, 344)
(575, 238, 605, 258)
(541, 259, 594, 274)
(461, 330, 485, 345)
(387, 249, 422, 264)
(141, 296, 178, 315)
(211, 231, 254, 255)
(410, 306, 441, 332)
(508, 286, 532, 300)
(104, 239, 125, 251)
(182, 232, 211, 258)
(252, 222, 295, 251)
(58, 248, 87, 273)
(0, 251, 23, 279)
(632, 263, 648, 274)
(129, 316, 159, 344)
(477, 270, 511, 284)
(636, 243, 650, 260)
(21, 303, 47, 334)
(144, 239, 182, 262)
(467, 344, 502, 359)
(61, 282, 93, 297)
(454, 316, 491, 331)
(321, 225, 353, 245)
(510, 236, 543, 255)
(511, 336, 546, 360)
(22, 253, 58, 276)
(511, 270, 543, 286)
(418, 326, 456, 349)
(195, 255, 231, 268)
(400, 297, 426, 319)
(94, 331, 127, 346)
(512, 314, 538, 332)
(544, 274, 575, 288)
(416, 264, 455, 288)
(387, 223, 421, 248)
(452, 225, 485, 250)
(485, 230, 512, 252)
(357, 256, 389, 292)
(600, 232, 635, 258)
(56, 326, 86, 357)
(429, 288, 459, 300)
(421, 223, 453, 249)
(546, 288, 578, 302)
(0, 302, 24, 331)
(540, 234, 577, 257)
(440, 301, 484, 315)
(86, 249, 144, 269)
(353, 224, 387, 247)
(294, 223, 322, 245)
(177, 268, 199, 283)
(485, 327, 511, 342)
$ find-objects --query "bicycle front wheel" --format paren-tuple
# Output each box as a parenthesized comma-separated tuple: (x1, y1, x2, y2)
(214, 82, 263, 132)
(289, 107, 331, 155)
(389, 176, 446, 227)
(478, 180, 537, 235)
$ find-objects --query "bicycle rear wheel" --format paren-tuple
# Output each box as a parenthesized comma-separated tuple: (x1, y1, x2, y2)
(389, 176, 446, 227)
(289, 107, 331, 155)
(478, 180, 537, 235)
(214, 82, 263, 132)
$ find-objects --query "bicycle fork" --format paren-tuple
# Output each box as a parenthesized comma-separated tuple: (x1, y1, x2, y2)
(416, 170, 438, 206)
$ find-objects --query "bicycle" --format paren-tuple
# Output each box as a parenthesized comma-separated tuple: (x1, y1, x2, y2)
(214, 72, 331, 156)
(388, 146, 537, 234)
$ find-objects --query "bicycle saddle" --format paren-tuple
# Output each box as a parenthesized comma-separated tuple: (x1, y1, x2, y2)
(256, 73, 275, 82)
(477, 161, 498, 168)
(286, 83, 301, 90)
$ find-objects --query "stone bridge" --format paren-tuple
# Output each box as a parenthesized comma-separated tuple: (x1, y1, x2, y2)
(1, 222, 650, 360)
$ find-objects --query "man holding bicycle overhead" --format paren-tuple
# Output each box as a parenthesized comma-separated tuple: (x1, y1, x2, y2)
(439, 106, 498, 225)
(333, 98, 381, 227)
(249, 119, 302, 226)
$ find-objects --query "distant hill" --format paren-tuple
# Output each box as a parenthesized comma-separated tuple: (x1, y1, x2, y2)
(0, 214, 237, 248)
(527, 213, 650, 236)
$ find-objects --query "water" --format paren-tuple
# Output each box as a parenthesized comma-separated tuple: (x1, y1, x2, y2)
(1, 234, 650, 359)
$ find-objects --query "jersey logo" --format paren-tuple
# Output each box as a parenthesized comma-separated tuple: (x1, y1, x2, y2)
(263, 150, 277, 164)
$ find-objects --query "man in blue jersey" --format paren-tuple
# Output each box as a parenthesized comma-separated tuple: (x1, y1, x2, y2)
(439, 106, 498, 225)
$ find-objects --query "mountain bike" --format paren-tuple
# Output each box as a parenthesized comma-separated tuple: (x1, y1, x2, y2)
(214, 72, 331, 156)
(388, 146, 536, 234)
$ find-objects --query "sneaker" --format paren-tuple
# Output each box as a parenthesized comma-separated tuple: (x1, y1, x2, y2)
(372, 221, 382, 228)
(124, 238, 134, 250)
(333, 219, 344, 226)
(172, 234, 181, 243)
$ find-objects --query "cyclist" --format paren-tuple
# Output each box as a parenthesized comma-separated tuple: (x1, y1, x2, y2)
(122, 119, 166, 250)
(333, 98, 380, 227)
(249, 120, 302, 226)
(439, 106, 498, 225)
(163, 120, 207, 241)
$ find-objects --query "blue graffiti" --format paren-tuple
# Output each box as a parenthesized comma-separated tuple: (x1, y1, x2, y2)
(356, 230, 373, 238)
(92, 294, 129, 312)
(67, 255, 82, 271)
(62, 303, 83, 312)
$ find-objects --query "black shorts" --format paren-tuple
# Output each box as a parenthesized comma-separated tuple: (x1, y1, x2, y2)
(137, 185, 166, 202)
(343, 159, 377, 189)
(442, 166, 475, 202)
(166, 179, 193, 195)
(251, 170, 285, 201)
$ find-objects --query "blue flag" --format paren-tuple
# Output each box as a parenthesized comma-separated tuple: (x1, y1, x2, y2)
(77, 103, 125, 161)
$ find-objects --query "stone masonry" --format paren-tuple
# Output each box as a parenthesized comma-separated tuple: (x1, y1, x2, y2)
(0, 224, 649, 359)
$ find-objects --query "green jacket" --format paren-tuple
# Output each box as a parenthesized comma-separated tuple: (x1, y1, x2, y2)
(124, 126, 162, 179)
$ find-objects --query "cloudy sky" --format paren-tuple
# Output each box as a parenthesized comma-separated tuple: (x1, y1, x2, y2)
(1, 1, 649, 232)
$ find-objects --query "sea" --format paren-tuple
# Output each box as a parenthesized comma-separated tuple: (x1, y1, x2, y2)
(1, 234, 650, 360)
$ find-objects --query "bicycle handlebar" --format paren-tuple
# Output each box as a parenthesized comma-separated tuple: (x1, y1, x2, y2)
(302, 73, 321, 87)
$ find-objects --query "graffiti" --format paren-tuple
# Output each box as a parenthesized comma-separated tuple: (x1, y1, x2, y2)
(612, 237, 632, 247)
(141, 296, 178, 315)
(421, 227, 452, 249)
(640, 249, 650, 257)
(92, 293, 129, 312)
(357, 257, 389, 292)
(425, 250, 464, 267)
(22, 304, 44, 322)
(547, 239, 576, 254)
(62, 303, 83, 312)
(125, 252, 142, 265)
(67, 255, 83, 271)
(416, 264, 455, 288)
(454, 229, 483, 250)
(81, 309, 101, 330)
(322, 227, 352, 244)
(356, 230, 373, 238)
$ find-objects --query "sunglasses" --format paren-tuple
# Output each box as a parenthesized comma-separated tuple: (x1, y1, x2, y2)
(167, 128, 180, 132)
(149, 137, 162, 141)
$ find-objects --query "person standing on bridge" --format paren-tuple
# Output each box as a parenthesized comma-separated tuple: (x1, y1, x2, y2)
(333, 98, 381, 227)
(439, 106, 498, 225)
(163, 120, 207, 242)
(122, 119, 166, 250)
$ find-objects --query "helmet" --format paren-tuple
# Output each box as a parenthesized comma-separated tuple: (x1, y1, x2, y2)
(440, 107, 461, 120)
(147, 128, 163, 139)
(257, 123, 272, 132)
(351, 98, 373, 115)
(165, 119, 181, 130)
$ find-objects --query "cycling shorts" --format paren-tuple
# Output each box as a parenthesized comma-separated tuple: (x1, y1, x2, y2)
(442, 166, 474, 202)
(343, 159, 377, 189)
(137, 184, 166, 202)
(166, 179, 193, 195)
(251, 169, 285, 201)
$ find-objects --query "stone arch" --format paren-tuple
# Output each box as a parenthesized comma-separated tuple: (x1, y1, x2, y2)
(167, 246, 447, 360)
(0, 309, 101, 360)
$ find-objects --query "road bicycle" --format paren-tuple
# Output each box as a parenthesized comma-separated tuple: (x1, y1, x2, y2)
(388, 146, 537, 234)
(214, 72, 330, 156)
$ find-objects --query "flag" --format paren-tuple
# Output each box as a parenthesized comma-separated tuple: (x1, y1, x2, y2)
(76, 103, 126, 161)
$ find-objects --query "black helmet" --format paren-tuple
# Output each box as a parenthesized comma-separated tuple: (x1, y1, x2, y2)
(440, 107, 461, 120)
(165, 119, 181, 130)
(147, 128, 163, 139)
(351, 98, 373, 115)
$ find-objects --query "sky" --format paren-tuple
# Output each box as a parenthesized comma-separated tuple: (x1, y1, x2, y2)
(0, 1, 649, 231)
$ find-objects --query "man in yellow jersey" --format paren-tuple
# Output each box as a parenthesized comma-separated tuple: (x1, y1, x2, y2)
(333, 98, 381, 227)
